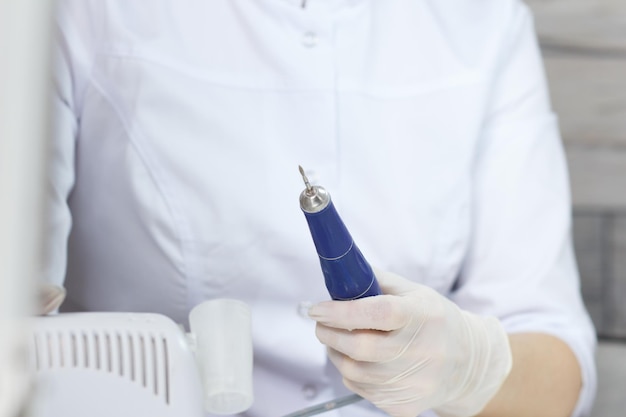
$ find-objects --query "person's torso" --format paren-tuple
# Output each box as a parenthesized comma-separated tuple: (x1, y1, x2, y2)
(58, 0, 512, 415)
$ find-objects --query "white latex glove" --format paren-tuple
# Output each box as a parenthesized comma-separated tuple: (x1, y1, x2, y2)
(309, 270, 512, 417)
(38, 283, 66, 315)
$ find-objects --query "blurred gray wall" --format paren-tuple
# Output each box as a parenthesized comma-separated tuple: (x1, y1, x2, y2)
(525, 1, 626, 415)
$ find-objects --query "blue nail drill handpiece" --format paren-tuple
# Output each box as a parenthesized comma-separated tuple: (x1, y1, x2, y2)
(298, 166, 381, 300)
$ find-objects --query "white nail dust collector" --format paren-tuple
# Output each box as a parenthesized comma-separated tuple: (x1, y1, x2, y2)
(28, 299, 253, 417)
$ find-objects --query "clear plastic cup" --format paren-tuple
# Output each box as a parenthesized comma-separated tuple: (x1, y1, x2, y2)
(189, 299, 253, 415)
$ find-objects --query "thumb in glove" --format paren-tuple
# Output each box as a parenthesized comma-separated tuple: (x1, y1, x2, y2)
(38, 283, 66, 315)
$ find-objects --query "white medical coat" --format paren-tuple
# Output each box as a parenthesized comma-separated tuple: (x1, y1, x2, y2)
(49, 0, 596, 415)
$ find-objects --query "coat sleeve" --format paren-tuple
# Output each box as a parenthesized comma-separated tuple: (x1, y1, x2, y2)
(450, 3, 596, 416)
(42, 0, 99, 287)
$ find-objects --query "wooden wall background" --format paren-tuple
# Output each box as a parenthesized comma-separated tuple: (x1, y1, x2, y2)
(525, 0, 626, 339)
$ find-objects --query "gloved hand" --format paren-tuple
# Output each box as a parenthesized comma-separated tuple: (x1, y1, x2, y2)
(308, 269, 512, 417)
(38, 283, 66, 315)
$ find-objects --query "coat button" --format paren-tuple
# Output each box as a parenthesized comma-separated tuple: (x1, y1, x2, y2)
(302, 383, 318, 400)
(302, 31, 318, 48)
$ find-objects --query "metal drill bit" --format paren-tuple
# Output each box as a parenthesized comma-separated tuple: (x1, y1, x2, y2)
(299, 165, 314, 196)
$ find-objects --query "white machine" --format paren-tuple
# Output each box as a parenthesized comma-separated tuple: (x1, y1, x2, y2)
(29, 300, 254, 417)
(30, 312, 205, 417)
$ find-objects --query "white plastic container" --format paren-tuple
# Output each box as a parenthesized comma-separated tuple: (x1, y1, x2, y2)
(190, 299, 254, 415)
